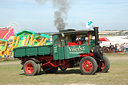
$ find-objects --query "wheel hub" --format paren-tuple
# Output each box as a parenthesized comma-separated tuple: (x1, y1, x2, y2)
(83, 60, 93, 72)
(86, 65, 89, 68)
(25, 63, 34, 74)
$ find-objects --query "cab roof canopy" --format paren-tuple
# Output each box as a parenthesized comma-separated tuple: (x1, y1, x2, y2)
(54, 29, 95, 36)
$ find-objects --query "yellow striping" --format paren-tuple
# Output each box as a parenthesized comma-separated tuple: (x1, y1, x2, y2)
(25, 35, 30, 46)
(29, 35, 34, 46)
(10, 36, 16, 48)
(0, 42, 4, 53)
(0, 42, 8, 58)
(36, 38, 45, 46)
(6, 36, 20, 57)
(0, 45, 2, 50)
(13, 35, 20, 49)
(6, 36, 16, 55)
(21, 39, 25, 46)
(3, 28, 11, 39)
(4, 42, 8, 51)
(41, 38, 49, 46)
(0, 34, 50, 58)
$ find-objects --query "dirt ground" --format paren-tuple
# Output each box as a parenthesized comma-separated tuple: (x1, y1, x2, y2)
(0, 61, 20, 66)
(0, 53, 128, 85)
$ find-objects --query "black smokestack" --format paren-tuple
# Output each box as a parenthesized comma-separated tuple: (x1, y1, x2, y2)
(93, 27, 99, 45)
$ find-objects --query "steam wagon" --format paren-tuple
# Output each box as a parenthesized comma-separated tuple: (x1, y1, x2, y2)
(13, 27, 110, 76)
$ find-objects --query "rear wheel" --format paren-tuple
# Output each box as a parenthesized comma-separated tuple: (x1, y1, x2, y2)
(80, 57, 97, 75)
(23, 60, 38, 76)
(101, 56, 110, 73)
(43, 67, 58, 73)
(36, 63, 41, 75)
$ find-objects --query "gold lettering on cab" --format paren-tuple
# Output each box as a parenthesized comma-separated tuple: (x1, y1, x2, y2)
(68, 46, 85, 52)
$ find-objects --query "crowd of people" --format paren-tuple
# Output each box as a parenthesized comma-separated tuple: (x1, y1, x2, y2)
(102, 43, 128, 53)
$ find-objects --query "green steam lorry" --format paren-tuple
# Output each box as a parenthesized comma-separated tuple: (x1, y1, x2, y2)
(14, 27, 110, 76)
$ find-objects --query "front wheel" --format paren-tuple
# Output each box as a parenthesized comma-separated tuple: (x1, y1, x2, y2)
(23, 60, 38, 76)
(80, 57, 97, 75)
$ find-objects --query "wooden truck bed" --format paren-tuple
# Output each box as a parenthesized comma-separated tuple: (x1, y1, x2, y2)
(13, 45, 53, 58)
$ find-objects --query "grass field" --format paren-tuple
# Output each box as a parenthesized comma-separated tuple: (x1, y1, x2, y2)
(0, 53, 128, 85)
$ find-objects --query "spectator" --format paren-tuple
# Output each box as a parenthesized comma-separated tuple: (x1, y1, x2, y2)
(116, 44, 121, 51)
(120, 44, 125, 51)
(109, 43, 115, 53)
(115, 44, 118, 52)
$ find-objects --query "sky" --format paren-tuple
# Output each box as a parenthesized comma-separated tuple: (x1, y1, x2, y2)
(0, 0, 128, 33)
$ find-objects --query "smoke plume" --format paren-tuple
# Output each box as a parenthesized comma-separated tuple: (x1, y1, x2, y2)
(52, 0, 70, 30)
(35, 0, 71, 30)
(35, 0, 48, 4)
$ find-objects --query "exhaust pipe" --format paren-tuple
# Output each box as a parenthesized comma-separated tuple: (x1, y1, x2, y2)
(93, 27, 99, 45)
(93, 27, 103, 60)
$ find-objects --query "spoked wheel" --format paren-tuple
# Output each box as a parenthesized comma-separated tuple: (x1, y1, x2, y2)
(100, 56, 110, 73)
(43, 67, 58, 73)
(24, 60, 38, 76)
(60, 67, 67, 71)
(80, 57, 97, 75)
